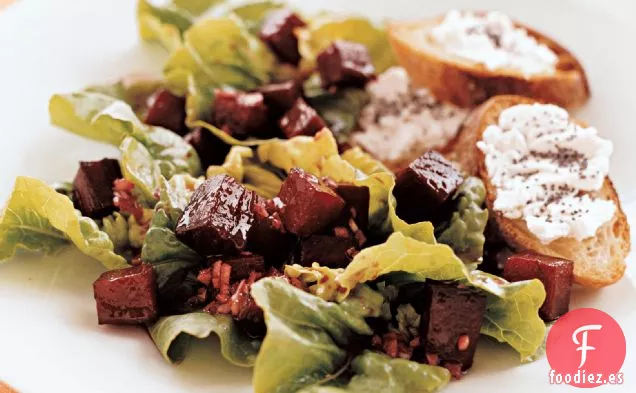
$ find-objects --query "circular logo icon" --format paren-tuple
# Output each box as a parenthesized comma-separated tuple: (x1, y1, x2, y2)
(546, 308, 626, 388)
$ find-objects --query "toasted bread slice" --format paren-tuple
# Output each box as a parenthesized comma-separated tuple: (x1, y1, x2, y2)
(387, 17, 591, 109)
(447, 95, 629, 288)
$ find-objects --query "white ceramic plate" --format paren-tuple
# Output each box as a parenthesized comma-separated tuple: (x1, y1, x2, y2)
(0, 0, 635, 392)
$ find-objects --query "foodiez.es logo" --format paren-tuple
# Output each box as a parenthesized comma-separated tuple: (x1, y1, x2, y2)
(546, 308, 626, 388)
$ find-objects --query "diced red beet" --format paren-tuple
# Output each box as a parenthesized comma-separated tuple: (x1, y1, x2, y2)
(335, 183, 370, 231)
(393, 151, 464, 224)
(184, 127, 231, 169)
(223, 254, 266, 281)
(259, 9, 307, 65)
(93, 264, 158, 325)
(298, 235, 356, 268)
(247, 198, 296, 266)
(278, 168, 345, 237)
(257, 80, 302, 116)
(418, 281, 487, 372)
(175, 175, 260, 256)
(279, 98, 326, 138)
(144, 88, 187, 135)
(503, 251, 574, 321)
(316, 40, 376, 89)
(73, 158, 122, 219)
(214, 90, 269, 139)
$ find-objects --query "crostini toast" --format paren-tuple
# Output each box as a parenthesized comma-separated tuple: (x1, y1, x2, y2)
(447, 95, 629, 288)
(387, 17, 591, 109)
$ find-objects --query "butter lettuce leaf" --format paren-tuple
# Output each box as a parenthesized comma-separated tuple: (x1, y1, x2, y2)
(229, 1, 285, 34)
(141, 175, 203, 300)
(207, 146, 283, 198)
(148, 312, 260, 366)
(251, 278, 384, 393)
(49, 92, 201, 178)
(289, 233, 546, 360)
(137, 0, 224, 51)
(163, 16, 275, 95)
(436, 177, 488, 263)
(0, 177, 127, 269)
(119, 137, 161, 205)
(298, 15, 396, 73)
(299, 351, 450, 393)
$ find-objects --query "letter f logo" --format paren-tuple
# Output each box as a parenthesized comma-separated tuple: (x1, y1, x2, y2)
(572, 324, 602, 368)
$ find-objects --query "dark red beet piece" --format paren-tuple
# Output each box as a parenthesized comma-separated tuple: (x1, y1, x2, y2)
(279, 98, 326, 138)
(144, 88, 187, 135)
(223, 254, 266, 281)
(93, 264, 158, 325)
(258, 80, 302, 115)
(393, 151, 464, 224)
(259, 9, 306, 65)
(175, 174, 259, 256)
(247, 198, 296, 266)
(278, 168, 345, 237)
(335, 183, 370, 231)
(214, 90, 269, 139)
(73, 158, 122, 219)
(417, 281, 486, 373)
(298, 235, 356, 268)
(316, 40, 376, 89)
(184, 127, 231, 169)
(503, 251, 574, 321)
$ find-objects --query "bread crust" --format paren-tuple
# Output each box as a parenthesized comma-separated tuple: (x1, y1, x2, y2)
(388, 18, 591, 109)
(446, 95, 629, 288)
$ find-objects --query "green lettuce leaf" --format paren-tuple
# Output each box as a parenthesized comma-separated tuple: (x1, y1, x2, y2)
(141, 175, 204, 295)
(307, 86, 370, 145)
(0, 177, 127, 269)
(163, 16, 275, 95)
(119, 137, 161, 205)
(228, 1, 285, 34)
(289, 233, 546, 360)
(207, 146, 283, 198)
(185, 75, 215, 126)
(49, 92, 201, 178)
(251, 278, 384, 393)
(137, 0, 224, 51)
(148, 312, 260, 366)
(193, 120, 277, 146)
(84, 78, 162, 117)
(299, 351, 450, 393)
(298, 15, 396, 73)
(435, 177, 488, 263)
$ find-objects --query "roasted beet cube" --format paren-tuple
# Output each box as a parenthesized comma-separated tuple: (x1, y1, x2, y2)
(335, 183, 370, 231)
(73, 158, 122, 219)
(214, 90, 269, 139)
(298, 235, 356, 268)
(247, 198, 296, 266)
(223, 254, 266, 281)
(503, 252, 574, 321)
(278, 168, 345, 237)
(259, 9, 306, 65)
(258, 80, 302, 115)
(317, 40, 376, 89)
(175, 175, 259, 256)
(184, 127, 231, 169)
(93, 264, 158, 325)
(144, 88, 187, 135)
(279, 98, 326, 138)
(393, 151, 464, 224)
(418, 281, 487, 373)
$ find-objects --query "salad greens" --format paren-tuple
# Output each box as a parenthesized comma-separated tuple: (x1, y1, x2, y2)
(0, 177, 127, 270)
(149, 312, 260, 365)
(49, 92, 201, 178)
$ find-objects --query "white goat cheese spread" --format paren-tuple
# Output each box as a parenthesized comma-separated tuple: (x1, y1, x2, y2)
(352, 67, 467, 165)
(430, 10, 559, 76)
(477, 103, 615, 244)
